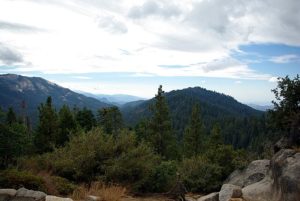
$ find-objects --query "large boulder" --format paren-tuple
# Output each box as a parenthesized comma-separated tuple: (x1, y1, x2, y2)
(0, 189, 17, 201)
(225, 160, 270, 188)
(242, 176, 272, 201)
(197, 192, 218, 201)
(10, 188, 46, 201)
(270, 149, 300, 201)
(219, 184, 242, 201)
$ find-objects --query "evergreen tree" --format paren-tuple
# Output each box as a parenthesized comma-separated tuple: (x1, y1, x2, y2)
(183, 103, 205, 157)
(97, 106, 123, 135)
(270, 75, 300, 145)
(57, 105, 77, 146)
(5, 107, 17, 126)
(148, 85, 177, 159)
(75, 107, 96, 131)
(34, 96, 59, 153)
(209, 123, 223, 147)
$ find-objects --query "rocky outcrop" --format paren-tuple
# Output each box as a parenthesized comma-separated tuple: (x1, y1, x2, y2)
(270, 149, 300, 201)
(242, 176, 272, 201)
(218, 184, 242, 201)
(0, 188, 72, 201)
(200, 148, 300, 201)
(197, 192, 218, 201)
(225, 160, 270, 187)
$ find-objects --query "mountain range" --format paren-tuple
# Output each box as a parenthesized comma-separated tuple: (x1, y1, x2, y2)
(0, 74, 111, 124)
(0, 74, 262, 133)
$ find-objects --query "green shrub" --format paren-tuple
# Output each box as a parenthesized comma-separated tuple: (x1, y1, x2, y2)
(0, 169, 46, 191)
(179, 156, 222, 193)
(51, 176, 75, 195)
(142, 161, 177, 193)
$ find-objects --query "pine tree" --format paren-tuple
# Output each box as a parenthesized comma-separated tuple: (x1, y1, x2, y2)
(97, 106, 123, 135)
(57, 105, 77, 146)
(5, 107, 17, 126)
(183, 103, 204, 157)
(148, 85, 177, 159)
(34, 96, 59, 153)
(75, 107, 96, 131)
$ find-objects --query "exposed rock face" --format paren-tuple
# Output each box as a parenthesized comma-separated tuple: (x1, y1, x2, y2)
(225, 160, 270, 187)
(197, 192, 218, 201)
(242, 176, 272, 201)
(13, 188, 46, 201)
(218, 184, 242, 201)
(0, 188, 72, 201)
(201, 148, 300, 201)
(270, 149, 300, 201)
(0, 189, 17, 201)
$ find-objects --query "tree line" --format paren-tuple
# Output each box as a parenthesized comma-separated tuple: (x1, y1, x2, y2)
(0, 75, 299, 194)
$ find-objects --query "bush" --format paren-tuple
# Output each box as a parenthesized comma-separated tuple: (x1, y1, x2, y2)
(0, 169, 46, 191)
(51, 176, 75, 196)
(24, 128, 159, 193)
(142, 161, 178, 193)
(179, 156, 222, 193)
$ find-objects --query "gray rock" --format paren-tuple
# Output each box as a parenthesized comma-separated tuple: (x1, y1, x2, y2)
(45, 196, 73, 201)
(270, 149, 300, 201)
(0, 189, 17, 197)
(85, 195, 100, 201)
(219, 184, 242, 201)
(242, 176, 272, 201)
(225, 160, 270, 187)
(15, 188, 46, 201)
(197, 192, 218, 201)
(0, 189, 17, 201)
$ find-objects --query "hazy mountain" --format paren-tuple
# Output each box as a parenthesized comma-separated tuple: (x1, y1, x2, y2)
(247, 103, 273, 111)
(0, 74, 111, 124)
(78, 91, 146, 106)
(121, 87, 263, 135)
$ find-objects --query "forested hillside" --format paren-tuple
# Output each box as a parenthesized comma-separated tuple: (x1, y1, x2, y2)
(0, 74, 111, 124)
(0, 75, 298, 198)
(122, 87, 265, 150)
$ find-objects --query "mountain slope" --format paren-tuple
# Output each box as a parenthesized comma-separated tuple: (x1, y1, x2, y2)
(121, 87, 263, 135)
(78, 91, 146, 106)
(0, 74, 111, 123)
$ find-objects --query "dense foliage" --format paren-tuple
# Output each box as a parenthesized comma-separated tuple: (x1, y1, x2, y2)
(0, 75, 298, 195)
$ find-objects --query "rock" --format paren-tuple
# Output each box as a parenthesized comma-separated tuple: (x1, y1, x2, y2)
(45, 196, 73, 201)
(219, 184, 242, 201)
(197, 192, 218, 201)
(242, 176, 272, 201)
(13, 188, 46, 201)
(0, 189, 17, 201)
(85, 195, 100, 201)
(270, 149, 300, 201)
(0, 189, 17, 197)
(225, 160, 270, 187)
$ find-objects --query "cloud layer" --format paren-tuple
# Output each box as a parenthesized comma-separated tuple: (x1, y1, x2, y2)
(0, 0, 299, 81)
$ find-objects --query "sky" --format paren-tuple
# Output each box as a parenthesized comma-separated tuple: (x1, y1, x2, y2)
(0, 0, 299, 105)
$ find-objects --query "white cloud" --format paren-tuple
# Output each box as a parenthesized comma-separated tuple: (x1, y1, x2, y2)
(72, 76, 92, 80)
(0, 0, 299, 82)
(270, 54, 299, 64)
(269, 77, 278, 82)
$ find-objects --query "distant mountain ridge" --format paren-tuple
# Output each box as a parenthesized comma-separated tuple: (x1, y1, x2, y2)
(78, 91, 147, 106)
(0, 74, 111, 124)
(121, 87, 263, 135)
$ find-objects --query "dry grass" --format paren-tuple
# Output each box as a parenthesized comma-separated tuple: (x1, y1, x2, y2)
(293, 146, 300, 153)
(72, 182, 126, 201)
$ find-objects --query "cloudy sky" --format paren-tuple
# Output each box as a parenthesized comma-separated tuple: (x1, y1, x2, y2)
(0, 0, 299, 104)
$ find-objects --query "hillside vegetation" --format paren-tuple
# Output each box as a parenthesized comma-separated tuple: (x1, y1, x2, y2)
(0, 75, 299, 197)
